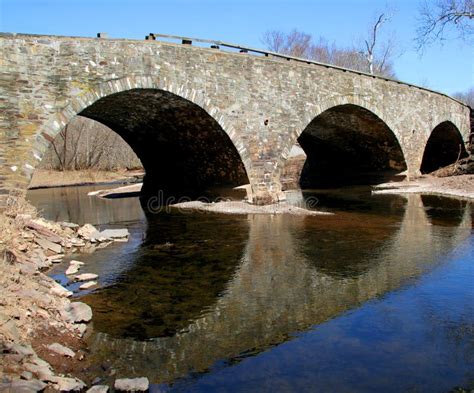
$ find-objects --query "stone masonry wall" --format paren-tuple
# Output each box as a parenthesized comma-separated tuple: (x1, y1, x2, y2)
(0, 33, 471, 203)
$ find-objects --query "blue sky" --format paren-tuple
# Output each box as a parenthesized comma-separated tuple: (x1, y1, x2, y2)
(0, 0, 472, 95)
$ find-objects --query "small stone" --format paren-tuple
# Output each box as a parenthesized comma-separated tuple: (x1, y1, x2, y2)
(20, 371, 33, 380)
(75, 323, 87, 337)
(87, 385, 109, 393)
(52, 376, 86, 392)
(114, 377, 149, 392)
(46, 343, 75, 358)
(62, 302, 92, 323)
(75, 273, 98, 282)
(79, 281, 98, 290)
(69, 260, 85, 266)
(65, 264, 80, 275)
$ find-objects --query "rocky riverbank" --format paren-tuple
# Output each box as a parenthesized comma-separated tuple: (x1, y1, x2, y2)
(0, 194, 148, 392)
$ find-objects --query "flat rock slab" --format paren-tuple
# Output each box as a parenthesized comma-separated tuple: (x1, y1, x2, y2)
(98, 229, 129, 239)
(65, 264, 80, 275)
(75, 273, 98, 282)
(62, 302, 92, 323)
(86, 385, 110, 393)
(35, 237, 62, 254)
(47, 342, 75, 357)
(114, 377, 149, 392)
(79, 280, 98, 290)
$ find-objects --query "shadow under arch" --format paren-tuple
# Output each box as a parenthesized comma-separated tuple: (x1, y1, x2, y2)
(30, 77, 251, 205)
(293, 104, 407, 189)
(420, 121, 468, 174)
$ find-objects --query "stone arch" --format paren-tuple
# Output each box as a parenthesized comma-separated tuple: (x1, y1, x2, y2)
(420, 121, 468, 174)
(27, 76, 252, 201)
(280, 96, 407, 190)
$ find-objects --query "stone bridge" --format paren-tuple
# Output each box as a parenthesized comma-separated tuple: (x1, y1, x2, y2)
(0, 33, 471, 204)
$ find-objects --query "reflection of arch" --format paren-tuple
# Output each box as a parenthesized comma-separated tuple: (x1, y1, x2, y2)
(293, 103, 407, 188)
(30, 76, 252, 196)
(420, 121, 468, 174)
(86, 197, 472, 383)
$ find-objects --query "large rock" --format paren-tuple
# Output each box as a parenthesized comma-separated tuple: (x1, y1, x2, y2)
(0, 379, 47, 392)
(77, 224, 99, 239)
(62, 302, 92, 323)
(5, 343, 35, 357)
(47, 342, 75, 358)
(114, 377, 149, 392)
(52, 376, 86, 392)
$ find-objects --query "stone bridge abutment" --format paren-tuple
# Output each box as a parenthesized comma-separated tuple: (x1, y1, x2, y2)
(0, 34, 470, 204)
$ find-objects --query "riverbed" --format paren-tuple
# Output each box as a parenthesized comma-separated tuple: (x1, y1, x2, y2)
(27, 185, 474, 392)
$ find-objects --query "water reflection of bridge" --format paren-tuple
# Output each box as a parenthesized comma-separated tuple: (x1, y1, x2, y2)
(89, 195, 471, 382)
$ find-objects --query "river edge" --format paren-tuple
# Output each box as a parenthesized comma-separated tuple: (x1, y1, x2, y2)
(372, 174, 474, 201)
(2, 173, 473, 391)
(0, 196, 140, 392)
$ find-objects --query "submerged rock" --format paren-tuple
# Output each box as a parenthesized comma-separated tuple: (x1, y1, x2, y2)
(79, 280, 98, 290)
(75, 273, 98, 282)
(114, 377, 149, 392)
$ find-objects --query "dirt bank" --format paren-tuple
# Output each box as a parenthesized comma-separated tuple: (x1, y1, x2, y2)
(29, 169, 144, 189)
(373, 174, 474, 201)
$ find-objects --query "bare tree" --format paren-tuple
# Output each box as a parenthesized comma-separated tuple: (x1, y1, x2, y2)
(261, 29, 313, 58)
(453, 86, 474, 106)
(362, 12, 398, 77)
(261, 29, 396, 77)
(42, 116, 142, 171)
(416, 0, 474, 49)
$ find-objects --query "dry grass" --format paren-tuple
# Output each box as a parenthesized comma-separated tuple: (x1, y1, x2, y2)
(0, 190, 37, 261)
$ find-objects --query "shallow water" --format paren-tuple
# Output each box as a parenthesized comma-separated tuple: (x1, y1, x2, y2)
(27, 186, 474, 392)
